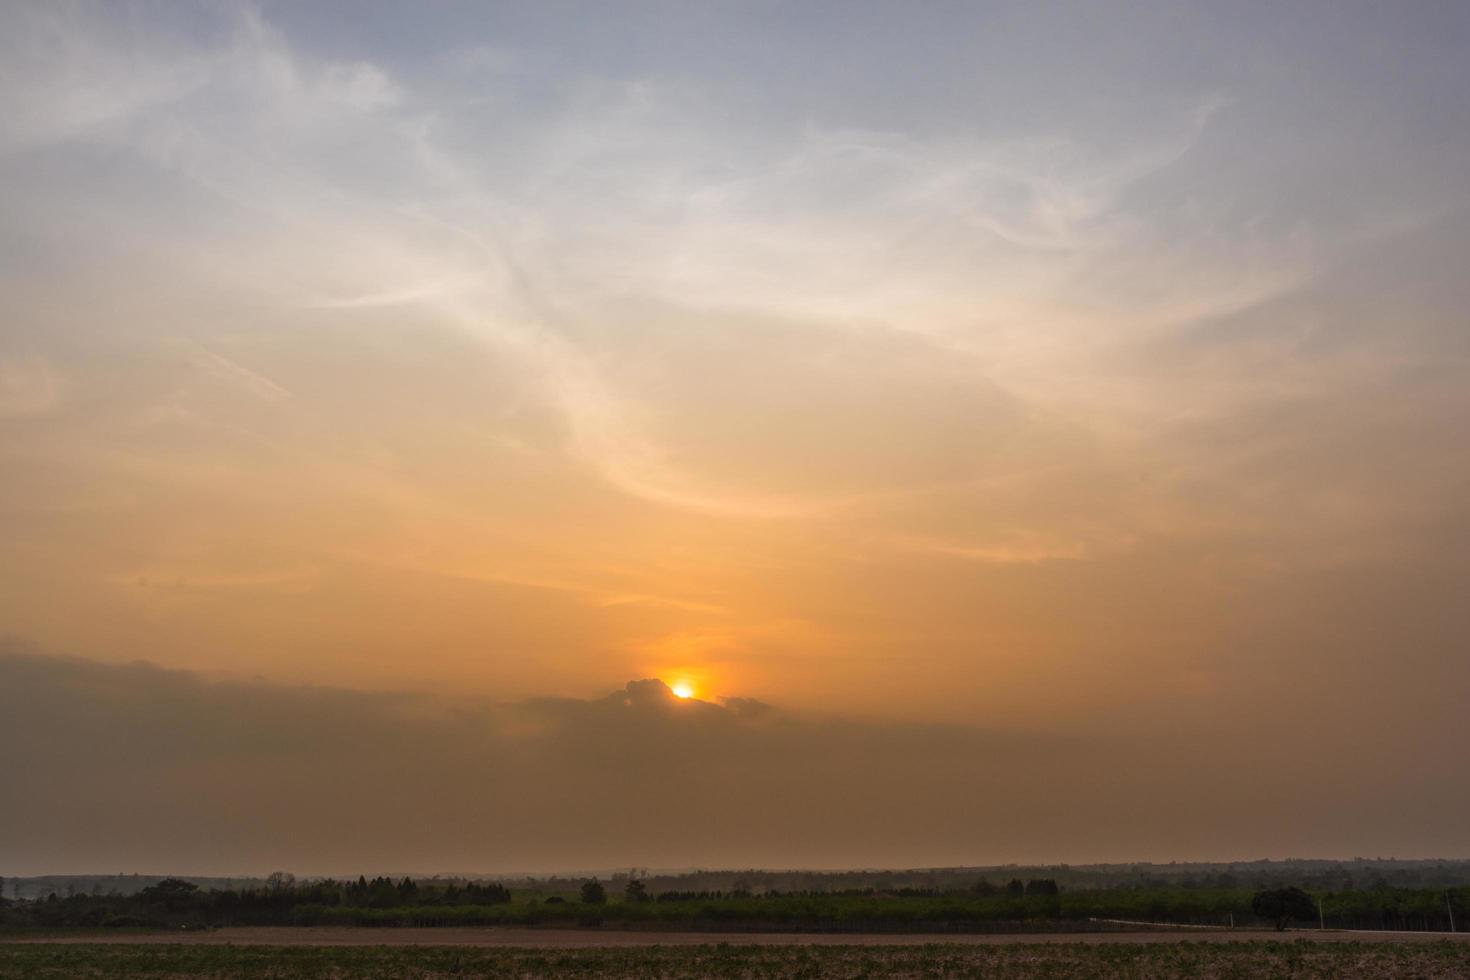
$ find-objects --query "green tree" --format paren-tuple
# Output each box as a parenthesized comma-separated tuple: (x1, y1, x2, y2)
(625, 878, 649, 902)
(580, 878, 607, 905)
(368, 876, 400, 908)
(1252, 887, 1316, 930)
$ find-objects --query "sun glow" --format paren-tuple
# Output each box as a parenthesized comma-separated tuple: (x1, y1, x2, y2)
(671, 681, 695, 699)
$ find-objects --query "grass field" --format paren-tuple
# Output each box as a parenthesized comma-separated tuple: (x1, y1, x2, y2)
(4, 940, 1470, 979)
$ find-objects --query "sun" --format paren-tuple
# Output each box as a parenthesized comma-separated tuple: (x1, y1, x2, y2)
(670, 681, 695, 699)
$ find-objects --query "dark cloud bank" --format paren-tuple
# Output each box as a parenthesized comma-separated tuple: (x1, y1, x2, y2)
(1, 645, 1465, 877)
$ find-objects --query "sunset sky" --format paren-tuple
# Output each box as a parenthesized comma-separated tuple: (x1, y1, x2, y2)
(3, 2, 1469, 876)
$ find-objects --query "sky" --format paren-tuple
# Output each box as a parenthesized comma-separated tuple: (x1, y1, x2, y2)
(2, 1, 1469, 876)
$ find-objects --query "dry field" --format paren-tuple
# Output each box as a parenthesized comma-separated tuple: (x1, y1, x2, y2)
(5, 926, 1468, 946)
(4, 933, 1470, 979)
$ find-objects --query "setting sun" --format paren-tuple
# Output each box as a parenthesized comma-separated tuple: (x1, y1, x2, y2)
(671, 682, 695, 700)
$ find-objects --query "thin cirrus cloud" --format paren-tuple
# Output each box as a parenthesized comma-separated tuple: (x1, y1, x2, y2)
(1, 2, 1332, 521)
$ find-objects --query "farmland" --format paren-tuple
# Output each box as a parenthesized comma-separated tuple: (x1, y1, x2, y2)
(4, 938, 1470, 979)
(5, 862, 1466, 976)
(5, 880, 1466, 934)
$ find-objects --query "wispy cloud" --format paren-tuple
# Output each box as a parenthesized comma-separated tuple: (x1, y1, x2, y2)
(187, 343, 291, 402)
(0, 3, 1307, 522)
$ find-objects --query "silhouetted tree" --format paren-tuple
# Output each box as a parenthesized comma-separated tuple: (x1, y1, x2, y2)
(465, 881, 511, 905)
(1005, 879, 1025, 897)
(580, 878, 607, 905)
(1252, 887, 1316, 930)
(139, 878, 199, 914)
(972, 877, 998, 896)
(625, 878, 649, 902)
(140, 878, 197, 898)
(1025, 879, 1059, 896)
(368, 876, 400, 908)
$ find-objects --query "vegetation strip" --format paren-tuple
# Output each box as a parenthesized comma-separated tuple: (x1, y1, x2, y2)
(5, 875, 1466, 934)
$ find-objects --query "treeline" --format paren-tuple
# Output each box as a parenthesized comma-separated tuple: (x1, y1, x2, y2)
(0, 876, 509, 930)
(599, 859, 1470, 898)
(2, 877, 1465, 933)
(8, 859, 1468, 902)
(654, 878, 1060, 902)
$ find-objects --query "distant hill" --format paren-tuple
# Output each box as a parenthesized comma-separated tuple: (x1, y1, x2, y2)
(4, 874, 267, 901)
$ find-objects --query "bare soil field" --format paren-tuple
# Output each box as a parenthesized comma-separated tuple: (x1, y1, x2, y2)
(5, 937, 1470, 979)
(6, 925, 1469, 946)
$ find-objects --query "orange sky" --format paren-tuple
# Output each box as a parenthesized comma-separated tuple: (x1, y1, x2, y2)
(2, 1, 1469, 873)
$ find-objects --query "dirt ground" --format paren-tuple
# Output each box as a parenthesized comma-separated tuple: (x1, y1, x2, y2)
(6, 927, 1468, 947)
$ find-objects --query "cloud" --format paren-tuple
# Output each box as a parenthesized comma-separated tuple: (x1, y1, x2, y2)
(0, 2, 1327, 523)
(187, 344, 291, 403)
(0, 4, 207, 150)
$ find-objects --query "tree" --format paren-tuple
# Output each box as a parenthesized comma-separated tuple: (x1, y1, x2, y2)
(140, 878, 198, 899)
(368, 876, 400, 908)
(1252, 887, 1317, 931)
(139, 878, 200, 914)
(1005, 879, 1025, 898)
(467, 881, 512, 905)
(1025, 879, 1059, 896)
(625, 878, 649, 902)
(580, 878, 607, 905)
